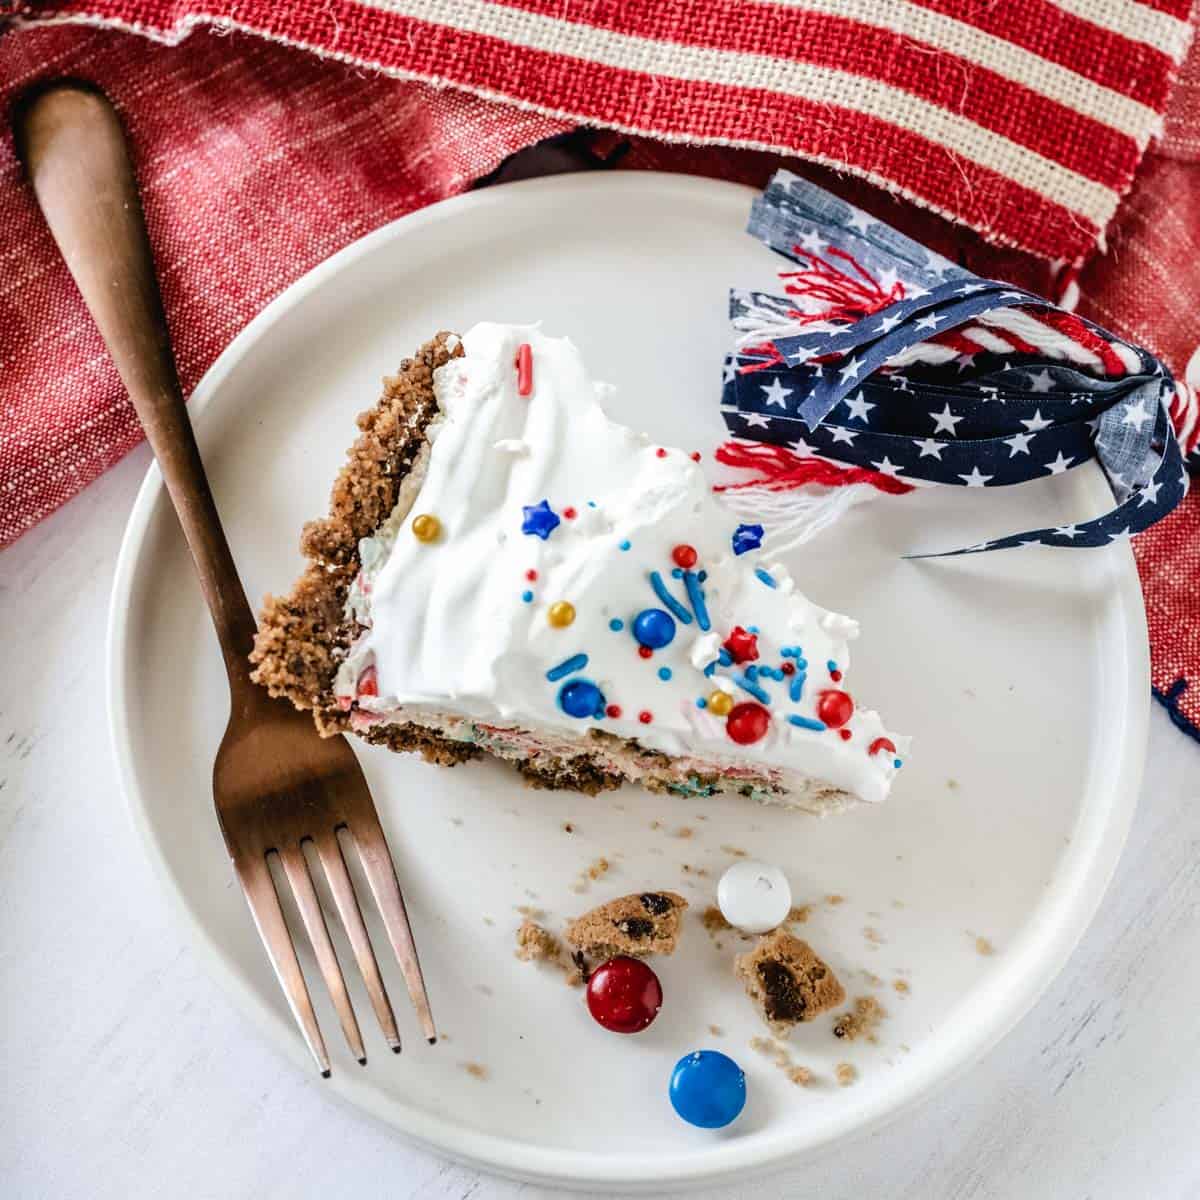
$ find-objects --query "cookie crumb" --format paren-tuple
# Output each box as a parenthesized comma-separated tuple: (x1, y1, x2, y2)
(515, 920, 561, 963)
(515, 904, 545, 919)
(975, 935, 995, 956)
(650, 820, 662, 830)
(787, 1065, 813, 1087)
(674, 826, 694, 839)
(860, 970, 884, 988)
(708, 1024, 724, 1037)
(461, 1062, 489, 1081)
(947, 778, 959, 790)
(721, 845, 748, 857)
(893, 979, 910, 995)
(833, 995, 887, 1042)
(749, 1035, 814, 1085)
(736, 929, 845, 1038)
(836, 1063, 856, 1086)
(785, 904, 811, 925)
(565, 891, 688, 962)
(562, 822, 575, 833)
(681, 863, 710, 878)
(701, 905, 733, 933)
(863, 925, 885, 946)
(825, 894, 845, 906)
(588, 857, 611, 880)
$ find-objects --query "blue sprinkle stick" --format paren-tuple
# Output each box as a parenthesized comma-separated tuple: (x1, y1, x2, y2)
(546, 653, 588, 682)
(683, 571, 710, 631)
(827, 659, 839, 673)
(755, 567, 777, 589)
(789, 671, 806, 702)
(718, 648, 733, 667)
(703, 660, 718, 677)
(788, 715, 826, 731)
(733, 674, 770, 704)
(649, 571, 693, 625)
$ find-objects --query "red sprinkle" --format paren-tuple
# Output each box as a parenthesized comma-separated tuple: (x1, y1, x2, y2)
(638, 710, 653, 724)
(563, 506, 577, 519)
(525, 569, 538, 582)
(780, 661, 796, 676)
(726, 702, 770, 745)
(816, 689, 854, 729)
(691, 451, 702, 462)
(356, 666, 379, 698)
(830, 669, 843, 682)
(606, 704, 622, 719)
(515, 343, 533, 396)
(638, 645, 653, 659)
(869, 736, 897, 757)
(723, 626, 759, 664)
(671, 543, 698, 569)
(839, 728, 852, 741)
(655, 448, 667, 458)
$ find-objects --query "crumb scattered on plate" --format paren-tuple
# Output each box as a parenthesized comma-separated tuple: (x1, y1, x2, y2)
(784, 904, 810, 925)
(893, 979, 910, 995)
(681, 863, 709, 877)
(833, 995, 887, 1042)
(461, 1062, 489, 1081)
(836, 1063, 857, 1086)
(515, 904, 545, 919)
(562, 822, 576, 833)
(482, 916, 495, 926)
(863, 925, 885, 946)
(701, 905, 733, 933)
(674, 826, 694, 839)
(825, 894, 845, 906)
(721, 845, 748, 857)
(974, 935, 995, 956)
(749, 1036, 815, 1086)
(708, 1024, 724, 1037)
(947, 778, 959, 790)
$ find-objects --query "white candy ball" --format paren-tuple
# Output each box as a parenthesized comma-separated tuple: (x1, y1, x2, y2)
(717, 861, 792, 934)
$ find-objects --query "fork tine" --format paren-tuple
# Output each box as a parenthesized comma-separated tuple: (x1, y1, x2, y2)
(313, 832, 402, 1053)
(278, 844, 367, 1065)
(234, 852, 331, 1076)
(346, 821, 438, 1043)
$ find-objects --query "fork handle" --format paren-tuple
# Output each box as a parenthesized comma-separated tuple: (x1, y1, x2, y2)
(16, 82, 261, 694)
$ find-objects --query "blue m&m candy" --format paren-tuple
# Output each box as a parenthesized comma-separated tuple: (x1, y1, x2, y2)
(633, 607, 676, 650)
(669, 1050, 746, 1129)
(558, 679, 605, 719)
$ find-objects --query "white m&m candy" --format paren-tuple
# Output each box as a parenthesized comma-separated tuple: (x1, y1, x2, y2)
(717, 860, 792, 934)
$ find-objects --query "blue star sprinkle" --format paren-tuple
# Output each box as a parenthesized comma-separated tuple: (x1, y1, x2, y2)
(521, 499, 560, 540)
(731, 523, 764, 555)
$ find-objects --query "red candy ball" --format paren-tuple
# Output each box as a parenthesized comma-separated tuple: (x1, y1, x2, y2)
(638, 710, 653, 724)
(671, 543, 698, 569)
(606, 704, 622, 719)
(839, 728, 852, 741)
(726, 701, 770, 745)
(638, 645, 654, 659)
(817, 689, 854, 729)
(780, 661, 796, 676)
(586, 956, 663, 1033)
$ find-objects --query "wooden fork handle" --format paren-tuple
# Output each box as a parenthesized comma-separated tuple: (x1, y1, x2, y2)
(15, 81, 260, 693)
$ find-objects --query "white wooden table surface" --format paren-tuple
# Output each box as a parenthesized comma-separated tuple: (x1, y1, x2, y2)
(4, 443, 1199, 1200)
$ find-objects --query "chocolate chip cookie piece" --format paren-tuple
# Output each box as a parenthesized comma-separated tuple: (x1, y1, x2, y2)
(564, 891, 688, 962)
(735, 928, 845, 1038)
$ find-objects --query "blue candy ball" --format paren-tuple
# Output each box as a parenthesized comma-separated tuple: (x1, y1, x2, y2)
(558, 679, 605, 720)
(669, 1050, 746, 1129)
(633, 607, 676, 650)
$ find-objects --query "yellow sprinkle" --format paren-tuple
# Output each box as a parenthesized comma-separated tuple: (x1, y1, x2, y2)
(411, 513, 441, 543)
(708, 690, 733, 716)
(547, 601, 576, 628)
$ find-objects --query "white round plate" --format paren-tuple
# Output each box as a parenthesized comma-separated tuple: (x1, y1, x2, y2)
(108, 174, 1147, 1191)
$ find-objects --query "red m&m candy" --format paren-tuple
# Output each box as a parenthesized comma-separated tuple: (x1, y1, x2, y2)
(586, 956, 663, 1033)
(726, 701, 770, 745)
(816, 689, 854, 728)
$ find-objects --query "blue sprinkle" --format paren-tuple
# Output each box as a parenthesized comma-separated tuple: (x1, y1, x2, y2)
(649, 571, 694, 625)
(521, 499, 560, 540)
(718, 648, 733, 667)
(587, 500, 597, 508)
(683, 571, 711, 631)
(744, 665, 758, 680)
(788, 715, 826, 732)
(619, 539, 631, 551)
(758, 666, 785, 681)
(797, 659, 808, 670)
(703, 660, 717, 677)
(671, 567, 685, 580)
(609, 618, 624, 632)
(789, 672, 806, 703)
(827, 660, 839, 674)
(732, 523, 764, 556)
(521, 590, 534, 603)
(698, 570, 707, 583)
(696, 697, 708, 709)
(733, 674, 770, 704)
(755, 568, 777, 589)
(546, 653, 588, 682)
(658, 667, 673, 681)
(747, 625, 759, 634)
(893, 758, 903, 769)
(780, 647, 795, 659)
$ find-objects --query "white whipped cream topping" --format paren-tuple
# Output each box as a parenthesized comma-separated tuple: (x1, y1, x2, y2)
(338, 323, 908, 805)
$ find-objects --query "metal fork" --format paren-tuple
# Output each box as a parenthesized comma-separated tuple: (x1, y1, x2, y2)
(16, 81, 436, 1075)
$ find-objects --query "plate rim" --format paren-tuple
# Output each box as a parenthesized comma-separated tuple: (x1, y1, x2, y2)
(106, 170, 1150, 1190)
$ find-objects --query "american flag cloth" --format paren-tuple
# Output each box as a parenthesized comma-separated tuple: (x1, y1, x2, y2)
(719, 171, 1193, 555)
(9, 0, 1195, 263)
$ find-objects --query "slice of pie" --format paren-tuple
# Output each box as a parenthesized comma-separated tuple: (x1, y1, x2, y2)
(250, 324, 908, 813)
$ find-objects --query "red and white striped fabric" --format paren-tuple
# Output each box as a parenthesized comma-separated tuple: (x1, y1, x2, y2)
(12, 0, 1195, 261)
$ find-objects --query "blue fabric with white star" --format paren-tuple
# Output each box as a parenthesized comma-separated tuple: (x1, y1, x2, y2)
(722, 171, 1189, 554)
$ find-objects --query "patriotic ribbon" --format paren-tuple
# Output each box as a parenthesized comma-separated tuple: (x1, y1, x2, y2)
(720, 171, 1192, 554)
